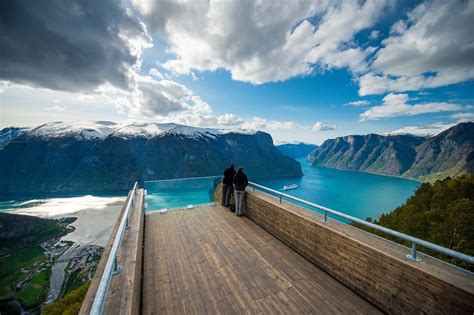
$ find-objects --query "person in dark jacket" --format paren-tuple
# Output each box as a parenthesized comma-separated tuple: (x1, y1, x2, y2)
(233, 168, 248, 216)
(221, 164, 235, 208)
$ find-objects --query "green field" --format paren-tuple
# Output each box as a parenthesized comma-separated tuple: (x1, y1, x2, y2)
(0, 246, 46, 298)
(17, 269, 50, 308)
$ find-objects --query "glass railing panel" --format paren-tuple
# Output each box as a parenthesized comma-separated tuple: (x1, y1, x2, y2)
(144, 176, 221, 212)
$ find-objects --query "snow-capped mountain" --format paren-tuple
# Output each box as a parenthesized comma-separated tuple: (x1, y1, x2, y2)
(384, 123, 456, 137)
(27, 121, 117, 140)
(0, 127, 28, 146)
(0, 121, 301, 194)
(6, 121, 258, 141)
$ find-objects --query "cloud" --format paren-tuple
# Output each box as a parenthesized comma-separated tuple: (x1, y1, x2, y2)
(346, 100, 369, 106)
(360, 93, 465, 120)
(450, 112, 474, 123)
(135, 0, 391, 84)
(241, 117, 300, 130)
(47, 105, 67, 112)
(216, 114, 244, 126)
(148, 68, 163, 79)
(0, 0, 152, 92)
(359, 0, 474, 95)
(113, 75, 212, 117)
(169, 112, 243, 128)
(107, 73, 301, 132)
(0, 81, 10, 93)
(368, 30, 380, 40)
(312, 121, 336, 131)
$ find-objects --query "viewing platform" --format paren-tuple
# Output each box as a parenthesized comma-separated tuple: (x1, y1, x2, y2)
(143, 204, 378, 314)
(81, 180, 474, 315)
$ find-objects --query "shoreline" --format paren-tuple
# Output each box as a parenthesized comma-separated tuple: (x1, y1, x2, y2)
(303, 159, 421, 184)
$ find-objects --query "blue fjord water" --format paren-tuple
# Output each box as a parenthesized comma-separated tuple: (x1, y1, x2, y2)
(255, 158, 420, 220)
(0, 160, 419, 221)
(144, 158, 420, 220)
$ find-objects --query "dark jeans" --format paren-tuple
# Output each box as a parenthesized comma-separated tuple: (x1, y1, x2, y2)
(221, 183, 233, 207)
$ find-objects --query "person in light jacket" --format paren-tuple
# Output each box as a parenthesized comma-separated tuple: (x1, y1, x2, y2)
(233, 168, 248, 216)
(221, 164, 235, 208)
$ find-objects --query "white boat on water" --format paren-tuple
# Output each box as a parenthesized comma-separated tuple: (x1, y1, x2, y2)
(282, 184, 298, 191)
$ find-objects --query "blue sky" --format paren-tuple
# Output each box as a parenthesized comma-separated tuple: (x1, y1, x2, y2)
(1, 0, 473, 144)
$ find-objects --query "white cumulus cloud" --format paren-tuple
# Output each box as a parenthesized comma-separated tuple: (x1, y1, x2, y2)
(368, 30, 380, 40)
(359, 0, 474, 95)
(134, 0, 391, 84)
(148, 68, 164, 79)
(312, 121, 336, 131)
(450, 112, 474, 123)
(346, 100, 369, 106)
(241, 117, 301, 130)
(360, 93, 466, 121)
(112, 75, 211, 118)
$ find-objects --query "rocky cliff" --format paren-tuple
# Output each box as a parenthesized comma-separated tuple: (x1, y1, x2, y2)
(308, 122, 473, 181)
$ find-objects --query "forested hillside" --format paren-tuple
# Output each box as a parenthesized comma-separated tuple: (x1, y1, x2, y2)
(354, 175, 474, 270)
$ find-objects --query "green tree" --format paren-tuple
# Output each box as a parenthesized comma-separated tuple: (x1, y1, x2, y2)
(353, 175, 474, 271)
(41, 281, 90, 315)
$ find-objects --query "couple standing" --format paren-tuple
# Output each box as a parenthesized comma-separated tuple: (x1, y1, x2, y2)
(221, 164, 248, 216)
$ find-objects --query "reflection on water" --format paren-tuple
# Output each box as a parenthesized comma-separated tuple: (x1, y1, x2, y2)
(0, 195, 125, 217)
(0, 195, 126, 246)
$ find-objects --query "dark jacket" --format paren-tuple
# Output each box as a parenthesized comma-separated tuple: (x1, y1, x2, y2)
(233, 172, 248, 191)
(223, 167, 235, 185)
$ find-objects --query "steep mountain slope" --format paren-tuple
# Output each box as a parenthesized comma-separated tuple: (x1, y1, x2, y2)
(308, 133, 425, 176)
(0, 121, 302, 194)
(0, 213, 69, 252)
(308, 122, 473, 181)
(404, 122, 474, 181)
(0, 127, 28, 149)
(277, 142, 319, 158)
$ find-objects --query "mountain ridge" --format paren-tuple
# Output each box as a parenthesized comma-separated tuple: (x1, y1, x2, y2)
(5, 121, 259, 141)
(0, 121, 302, 194)
(308, 122, 473, 181)
(277, 142, 319, 159)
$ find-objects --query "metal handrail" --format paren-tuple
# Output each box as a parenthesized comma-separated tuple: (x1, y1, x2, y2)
(248, 181, 474, 265)
(145, 175, 221, 183)
(90, 182, 138, 315)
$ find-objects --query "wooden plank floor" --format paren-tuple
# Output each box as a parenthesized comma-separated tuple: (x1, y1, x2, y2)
(143, 205, 381, 314)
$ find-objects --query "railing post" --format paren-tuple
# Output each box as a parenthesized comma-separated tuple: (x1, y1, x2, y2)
(322, 211, 328, 223)
(406, 242, 421, 262)
(125, 216, 129, 229)
(112, 255, 122, 274)
(279, 194, 282, 204)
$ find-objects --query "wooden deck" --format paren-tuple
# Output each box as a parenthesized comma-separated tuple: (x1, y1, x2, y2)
(143, 205, 381, 314)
